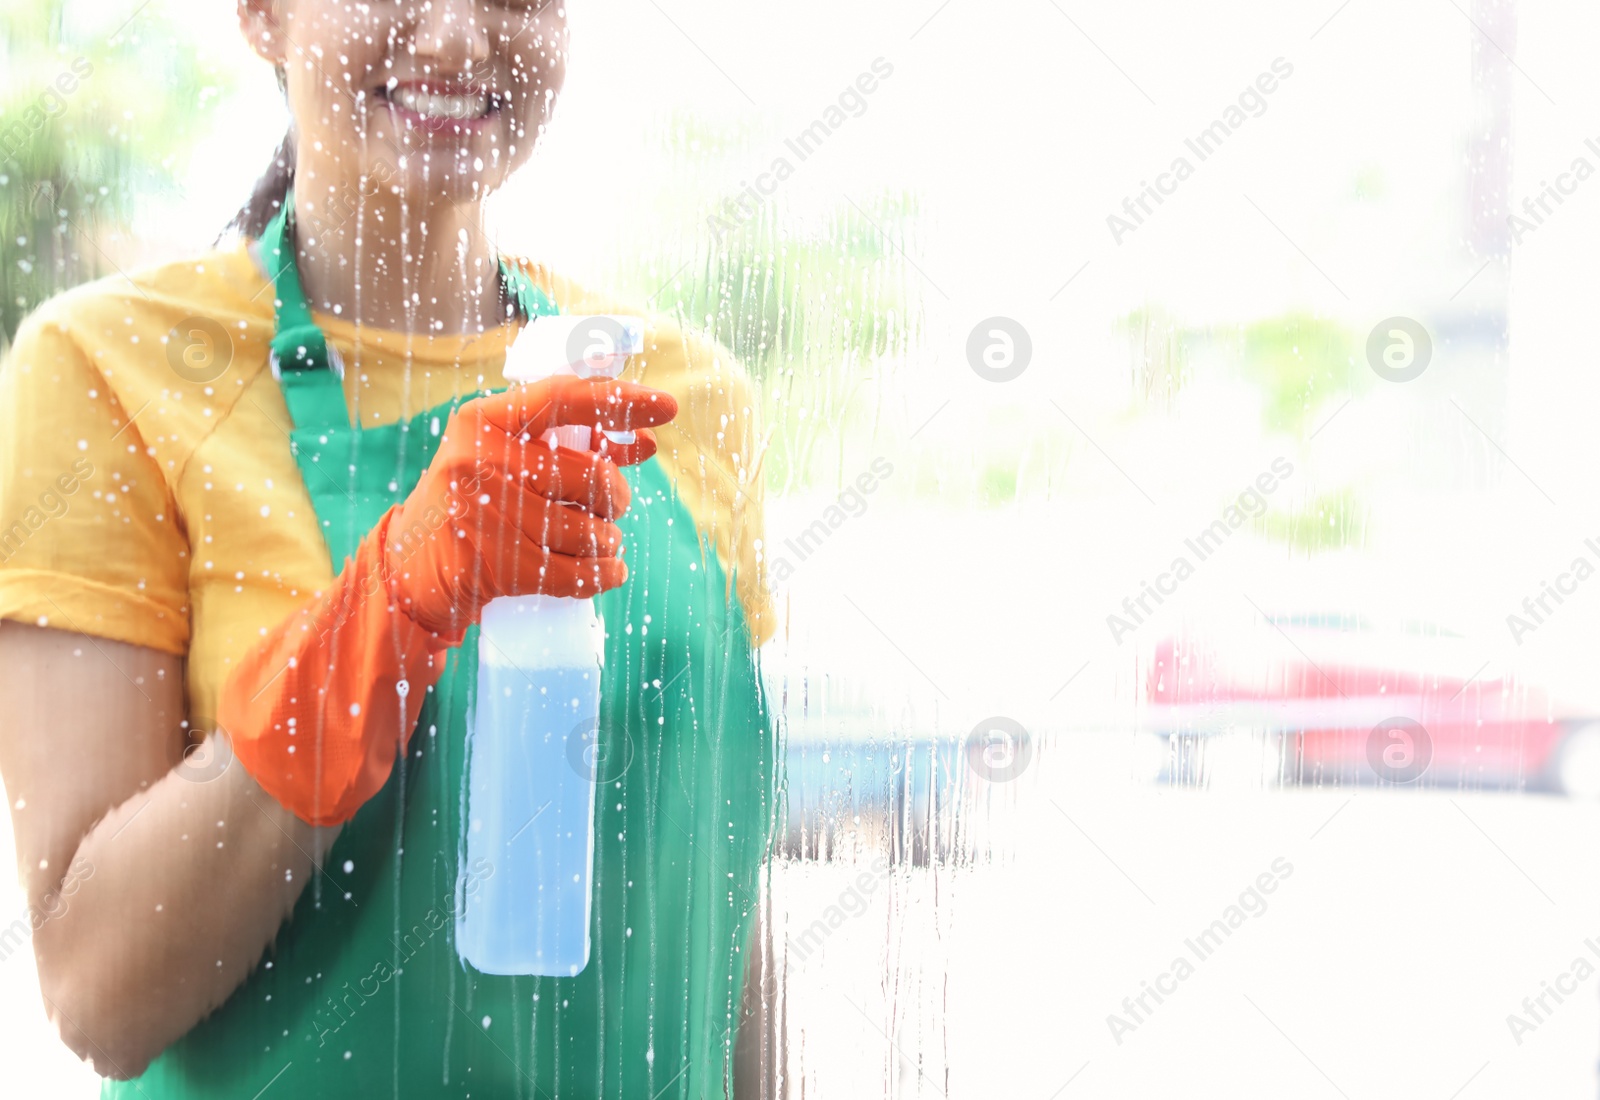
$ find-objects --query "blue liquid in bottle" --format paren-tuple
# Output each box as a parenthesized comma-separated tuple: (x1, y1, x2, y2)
(457, 596, 602, 976)
(456, 312, 640, 977)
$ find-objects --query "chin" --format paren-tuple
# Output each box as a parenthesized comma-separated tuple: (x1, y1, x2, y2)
(363, 156, 512, 209)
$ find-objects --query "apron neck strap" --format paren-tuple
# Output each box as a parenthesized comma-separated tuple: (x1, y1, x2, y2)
(262, 191, 334, 379)
(261, 189, 560, 433)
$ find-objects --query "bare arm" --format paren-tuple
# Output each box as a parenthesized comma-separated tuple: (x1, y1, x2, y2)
(0, 621, 340, 1079)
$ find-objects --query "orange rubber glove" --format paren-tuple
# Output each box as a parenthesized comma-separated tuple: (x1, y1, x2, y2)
(219, 375, 679, 826)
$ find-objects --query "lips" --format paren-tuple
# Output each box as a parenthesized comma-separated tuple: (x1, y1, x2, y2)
(374, 80, 503, 133)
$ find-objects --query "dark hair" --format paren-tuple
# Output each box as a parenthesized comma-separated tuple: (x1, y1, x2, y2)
(224, 67, 294, 241)
(226, 130, 296, 241)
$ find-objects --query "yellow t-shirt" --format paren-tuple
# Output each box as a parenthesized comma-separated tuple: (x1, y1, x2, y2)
(0, 241, 773, 727)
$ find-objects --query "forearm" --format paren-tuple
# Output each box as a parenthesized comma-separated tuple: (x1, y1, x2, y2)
(221, 505, 451, 826)
(35, 513, 445, 1074)
(34, 734, 339, 1079)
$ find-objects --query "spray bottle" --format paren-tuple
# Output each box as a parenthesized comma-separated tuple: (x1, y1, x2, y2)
(456, 314, 644, 977)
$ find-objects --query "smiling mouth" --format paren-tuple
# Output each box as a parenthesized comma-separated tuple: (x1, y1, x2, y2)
(374, 82, 503, 126)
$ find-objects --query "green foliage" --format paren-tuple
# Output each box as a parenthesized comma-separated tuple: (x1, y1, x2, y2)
(1113, 310, 1362, 430)
(1107, 308, 1373, 550)
(649, 107, 768, 159)
(619, 189, 921, 492)
(1254, 488, 1367, 552)
(1350, 166, 1385, 201)
(664, 189, 918, 377)
(1240, 313, 1362, 431)
(1117, 306, 1190, 407)
(977, 463, 1017, 506)
(0, 3, 229, 346)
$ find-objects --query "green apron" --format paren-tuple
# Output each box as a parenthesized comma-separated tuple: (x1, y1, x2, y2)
(106, 242, 775, 1098)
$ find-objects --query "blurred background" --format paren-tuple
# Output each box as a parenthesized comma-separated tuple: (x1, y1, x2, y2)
(7, 0, 1600, 1095)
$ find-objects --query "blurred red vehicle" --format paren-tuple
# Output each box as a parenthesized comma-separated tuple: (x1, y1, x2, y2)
(1141, 614, 1600, 795)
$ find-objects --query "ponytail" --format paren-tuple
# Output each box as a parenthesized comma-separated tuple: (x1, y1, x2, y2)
(223, 67, 294, 242)
(225, 130, 296, 241)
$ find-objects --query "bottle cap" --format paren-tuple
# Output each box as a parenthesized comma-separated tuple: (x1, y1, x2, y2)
(504, 315, 646, 448)
(504, 315, 645, 384)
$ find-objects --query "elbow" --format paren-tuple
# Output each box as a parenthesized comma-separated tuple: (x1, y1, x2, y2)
(42, 983, 160, 1080)
(35, 933, 161, 1080)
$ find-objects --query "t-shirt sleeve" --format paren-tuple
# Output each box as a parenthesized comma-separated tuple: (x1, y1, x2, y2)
(509, 264, 778, 646)
(0, 307, 190, 654)
(645, 324, 777, 648)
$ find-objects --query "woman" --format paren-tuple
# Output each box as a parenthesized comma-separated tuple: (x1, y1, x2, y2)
(0, 1, 776, 1096)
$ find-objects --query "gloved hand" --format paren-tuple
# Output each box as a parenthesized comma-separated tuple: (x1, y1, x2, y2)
(383, 375, 670, 645)
(220, 375, 678, 826)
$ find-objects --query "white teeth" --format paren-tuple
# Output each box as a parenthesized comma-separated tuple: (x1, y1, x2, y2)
(389, 87, 490, 120)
